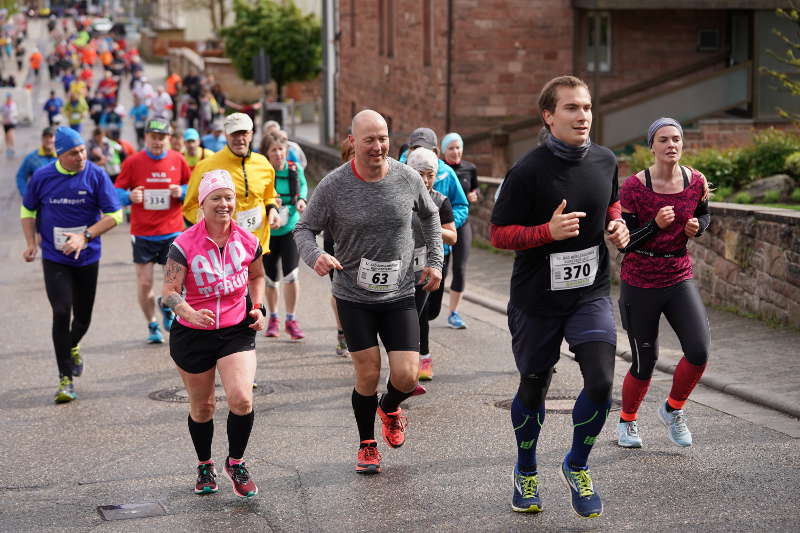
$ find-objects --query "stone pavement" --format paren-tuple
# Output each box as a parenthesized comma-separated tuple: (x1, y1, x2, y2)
(456, 244, 800, 420)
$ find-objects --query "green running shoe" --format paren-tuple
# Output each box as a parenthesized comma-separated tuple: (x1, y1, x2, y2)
(70, 345, 83, 377)
(54, 376, 77, 404)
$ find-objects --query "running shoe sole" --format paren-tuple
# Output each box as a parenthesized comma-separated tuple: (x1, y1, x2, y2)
(54, 391, 76, 403)
(355, 463, 381, 475)
(194, 486, 219, 494)
(224, 465, 258, 498)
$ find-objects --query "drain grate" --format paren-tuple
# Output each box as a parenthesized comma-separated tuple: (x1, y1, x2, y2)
(97, 502, 167, 521)
(149, 383, 275, 403)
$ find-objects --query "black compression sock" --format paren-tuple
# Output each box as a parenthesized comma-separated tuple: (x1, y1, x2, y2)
(665, 401, 676, 413)
(227, 410, 254, 459)
(352, 389, 378, 442)
(188, 416, 214, 463)
(380, 379, 413, 414)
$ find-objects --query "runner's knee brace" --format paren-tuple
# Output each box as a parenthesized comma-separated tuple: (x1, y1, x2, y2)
(517, 368, 554, 411)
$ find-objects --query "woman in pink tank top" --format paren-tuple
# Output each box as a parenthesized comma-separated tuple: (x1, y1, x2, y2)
(161, 169, 266, 498)
(615, 118, 712, 450)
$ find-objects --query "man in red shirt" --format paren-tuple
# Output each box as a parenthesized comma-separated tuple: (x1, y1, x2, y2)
(115, 117, 191, 343)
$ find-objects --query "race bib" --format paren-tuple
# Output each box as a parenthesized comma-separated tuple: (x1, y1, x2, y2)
(53, 225, 87, 251)
(143, 189, 171, 211)
(357, 258, 402, 293)
(71, 112, 82, 121)
(278, 205, 290, 227)
(549, 246, 599, 291)
(412, 246, 427, 272)
(236, 206, 263, 232)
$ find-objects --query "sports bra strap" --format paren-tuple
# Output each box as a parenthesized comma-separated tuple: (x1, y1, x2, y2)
(644, 167, 689, 191)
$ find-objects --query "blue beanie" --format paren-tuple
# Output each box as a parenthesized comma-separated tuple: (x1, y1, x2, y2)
(55, 126, 85, 155)
(441, 132, 463, 154)
(647, 117, 683, 147)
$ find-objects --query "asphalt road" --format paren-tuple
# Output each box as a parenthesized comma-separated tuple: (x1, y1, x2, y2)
(2, 19, 799, 533)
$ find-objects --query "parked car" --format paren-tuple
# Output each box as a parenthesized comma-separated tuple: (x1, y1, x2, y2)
(91, 17, 113, 34)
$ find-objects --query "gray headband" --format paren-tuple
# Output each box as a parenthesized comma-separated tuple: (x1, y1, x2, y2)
(647, 117, 683, 147)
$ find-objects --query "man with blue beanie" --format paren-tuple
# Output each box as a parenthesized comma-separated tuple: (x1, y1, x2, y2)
(21, 126, 123, 403)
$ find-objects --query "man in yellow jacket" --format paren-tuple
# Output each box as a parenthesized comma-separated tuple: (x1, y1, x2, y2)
(183, 113, 280, 252)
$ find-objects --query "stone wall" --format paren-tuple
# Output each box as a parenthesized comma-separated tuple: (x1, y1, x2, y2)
(472, 177, 800, 328)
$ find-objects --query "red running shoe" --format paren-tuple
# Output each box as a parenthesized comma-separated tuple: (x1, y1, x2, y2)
(377, 404, 407, 449)
(285, 319, 305, 340)
(194, 461, 218, 494)
(264, 316, 280, 337)
(355, 440, 382, 474)
(224, 458, 258, 498)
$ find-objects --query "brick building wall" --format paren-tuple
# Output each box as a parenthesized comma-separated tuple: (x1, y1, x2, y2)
(575, 10, 729, 98)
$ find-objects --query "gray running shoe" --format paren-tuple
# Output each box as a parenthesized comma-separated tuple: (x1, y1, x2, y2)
(658, 402, 692, 447)
(616, 421, 643, 448)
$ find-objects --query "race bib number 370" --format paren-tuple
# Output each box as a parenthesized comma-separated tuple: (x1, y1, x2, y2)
(549, 246, 599, 291)
(357, 258, 401, 293)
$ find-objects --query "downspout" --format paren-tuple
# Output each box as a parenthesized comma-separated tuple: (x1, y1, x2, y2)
(445, 0, 453, 132)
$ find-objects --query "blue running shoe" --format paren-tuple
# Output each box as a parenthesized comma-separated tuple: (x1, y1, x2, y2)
(157, 296, 175, 331)
(560, 456, 602, 518)
(54, 376, 77, 403)
(147, 321, 164, 344)
(447, 311, 467, 329)
(511, 465, 542, 512)
(658, 402, 692, 447)
(70, 345, 83, 377)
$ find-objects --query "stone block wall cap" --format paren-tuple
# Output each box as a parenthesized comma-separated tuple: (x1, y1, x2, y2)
(709, 201, 800, 223)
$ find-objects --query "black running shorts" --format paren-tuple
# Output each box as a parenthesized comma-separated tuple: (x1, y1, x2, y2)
(169, 313, 256, 374)
(335, 296, 420, 353)
(132, 235, 176, 265)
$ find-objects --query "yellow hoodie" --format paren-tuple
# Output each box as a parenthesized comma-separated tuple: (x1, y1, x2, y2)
(183, 145, 278, 251)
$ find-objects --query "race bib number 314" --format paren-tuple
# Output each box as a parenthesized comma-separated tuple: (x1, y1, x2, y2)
(549, 246, 599, 291)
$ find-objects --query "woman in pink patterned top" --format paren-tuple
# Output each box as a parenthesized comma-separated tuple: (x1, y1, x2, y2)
(615, 117, 711, 450)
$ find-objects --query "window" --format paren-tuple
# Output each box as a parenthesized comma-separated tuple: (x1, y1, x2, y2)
(378, 0, 385, 56)
(350, 0, 356, 47)
(697, 29, 721, 52)
(387, 0, 395, 58)
(586, 11, 611, 73)
(423, 0, 433, 66)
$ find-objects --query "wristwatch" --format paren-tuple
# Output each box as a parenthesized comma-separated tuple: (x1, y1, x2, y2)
(83, 229, 93, 242)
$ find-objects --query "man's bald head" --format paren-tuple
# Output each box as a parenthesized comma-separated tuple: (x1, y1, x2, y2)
(351, 109, 387, 138)
(349, 109, 390, 176)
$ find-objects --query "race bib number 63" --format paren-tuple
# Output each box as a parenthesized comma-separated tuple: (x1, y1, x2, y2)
(549, 246, 599, 291)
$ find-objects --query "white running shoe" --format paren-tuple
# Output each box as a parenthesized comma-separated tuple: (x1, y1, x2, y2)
(616, 421, 643, 448)
(658, 402, 692, 447)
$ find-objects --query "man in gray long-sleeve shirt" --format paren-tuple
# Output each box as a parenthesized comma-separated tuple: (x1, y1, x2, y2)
(294, 110, 442, 475)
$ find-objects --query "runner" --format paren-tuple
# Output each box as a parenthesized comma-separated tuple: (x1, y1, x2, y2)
(20, 126, 122, 403)
(44, 90, 64, 126)
(63, 92, 88, 133)
(183, 112, 280, 255)
(406, 147, 457, 382)
(259, 133, 308, 340)
(400, 128, 469, 331)
(294, 109, 443, 474)
(490, 76, 629, 518)
(181, 128, 214, 171)
(2, 92, 18, 157)
(115, 117, 191, 344)
(162, 169, 265, 498)
(201, 121, 226, 152)
(615, 117, 711, 449)
(441, 132, 478, 329)
(16, 127, 56, 196)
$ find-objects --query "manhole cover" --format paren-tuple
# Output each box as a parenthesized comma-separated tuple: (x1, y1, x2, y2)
(494, 394, 619, 414)
(97, 502, 167, 521)
(149, 383, 274, 403)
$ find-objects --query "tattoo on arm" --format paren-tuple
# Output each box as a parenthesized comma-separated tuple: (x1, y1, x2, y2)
(164, 292, 184, 310)
(164, 259, 184, 284)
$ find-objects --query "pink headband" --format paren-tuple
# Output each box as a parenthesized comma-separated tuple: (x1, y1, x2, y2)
(198, 169, 235, 205)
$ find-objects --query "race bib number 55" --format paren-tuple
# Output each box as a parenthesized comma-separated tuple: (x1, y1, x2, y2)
(357, 258, 401, 293)
(549, 246, 599, 291)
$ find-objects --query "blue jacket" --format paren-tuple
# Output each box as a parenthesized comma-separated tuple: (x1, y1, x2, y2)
(43, 97, 63, 117)
(17, 148, 57, 196)
(202, 133, 226, 152)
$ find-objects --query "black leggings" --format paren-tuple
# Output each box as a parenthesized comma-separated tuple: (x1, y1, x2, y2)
(619, 279, 710, 381)
(263, 232, 299, 283)
(450, 222, 471, 292)
(42, 259, 99, 378)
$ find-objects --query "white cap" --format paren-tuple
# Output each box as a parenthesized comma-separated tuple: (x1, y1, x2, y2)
(224, 113, 254, 135)
(406, 147, 439, 173)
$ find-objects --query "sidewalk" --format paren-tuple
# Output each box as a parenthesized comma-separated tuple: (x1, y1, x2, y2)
(458, 243, 800, 419)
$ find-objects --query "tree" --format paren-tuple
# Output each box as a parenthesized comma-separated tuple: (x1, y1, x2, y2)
(220, 0, 322, 101)
(761, 3, 800, 123)
(182, 0, 228, 36)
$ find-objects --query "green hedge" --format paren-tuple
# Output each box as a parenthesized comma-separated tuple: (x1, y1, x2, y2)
(622, 128, 800, 189)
